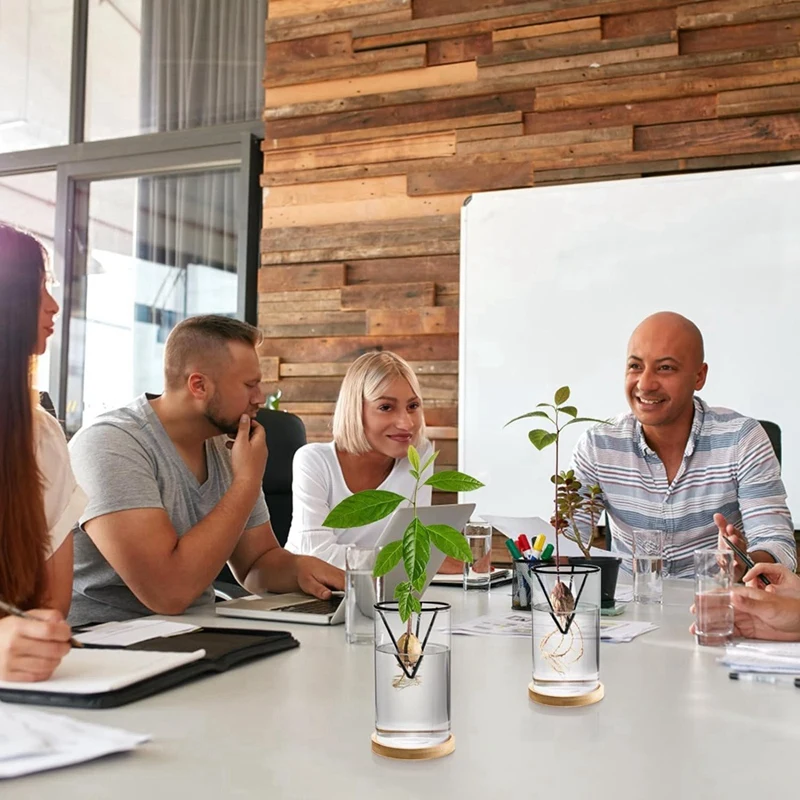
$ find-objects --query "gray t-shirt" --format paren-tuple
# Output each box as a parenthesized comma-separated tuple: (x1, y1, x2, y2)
(68, 394, 270, 626)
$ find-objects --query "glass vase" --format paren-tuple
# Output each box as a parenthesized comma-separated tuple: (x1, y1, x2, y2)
(373, 601, 451, 751)
(529, 563, 602, 704)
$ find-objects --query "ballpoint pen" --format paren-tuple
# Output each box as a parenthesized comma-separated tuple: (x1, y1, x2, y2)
(729, 672, 800, 687)
(721, 535, 771, 586)
(0, 598, 83, 648)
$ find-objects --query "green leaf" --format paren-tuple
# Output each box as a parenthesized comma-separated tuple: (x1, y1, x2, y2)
(528, 430, 558, 450)
(322, 490, 406, 528)
(395, 582, 415, 622)
(409, 469, 420, 481)
(407, 444, 420, 472)
(412, 571, 427, 594)
(420, 449, 439, 476)
(562, 416, 610, 429)
(504, 410, 554, 428)
(558, 405, 577, 417)
(536, 403, 555, 409)
(424, 471, 485, 492)
(427, 524, 473, 563)
(554, 386, 570, 405)
(373, 540, 403, 578)
(402, 518, 430, 584)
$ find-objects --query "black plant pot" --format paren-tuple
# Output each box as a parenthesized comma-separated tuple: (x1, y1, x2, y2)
(567, 556, 621, 608)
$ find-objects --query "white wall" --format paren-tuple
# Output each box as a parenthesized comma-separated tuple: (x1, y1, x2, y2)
(459, 165, 800, 524)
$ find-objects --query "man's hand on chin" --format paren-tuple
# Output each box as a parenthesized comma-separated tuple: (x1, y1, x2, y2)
(295, 555, 345, 599)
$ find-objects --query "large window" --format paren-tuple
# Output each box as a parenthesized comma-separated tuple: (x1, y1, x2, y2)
(0, 0, 264, 429)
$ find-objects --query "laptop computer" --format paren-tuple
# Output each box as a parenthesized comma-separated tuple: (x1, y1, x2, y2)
(214, 503, 476, 626)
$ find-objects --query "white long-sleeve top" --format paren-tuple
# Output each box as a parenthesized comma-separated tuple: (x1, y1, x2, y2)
(284, 441, 433, 569)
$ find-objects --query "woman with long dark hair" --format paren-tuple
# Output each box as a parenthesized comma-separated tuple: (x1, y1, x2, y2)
(0, 225, 86, 681)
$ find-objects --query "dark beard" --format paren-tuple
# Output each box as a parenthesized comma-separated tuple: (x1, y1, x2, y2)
(204, 394, 240, 436)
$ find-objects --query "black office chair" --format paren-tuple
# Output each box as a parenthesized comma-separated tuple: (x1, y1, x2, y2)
(214, 409, 307, 599)
(758, 420, 781, 466)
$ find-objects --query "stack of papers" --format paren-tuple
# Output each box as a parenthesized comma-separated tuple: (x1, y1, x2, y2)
(452, 612, 657, 642)
(0, 702, 149, 779)
(74, 618, 200, 647)
(720, 642, 800, 675)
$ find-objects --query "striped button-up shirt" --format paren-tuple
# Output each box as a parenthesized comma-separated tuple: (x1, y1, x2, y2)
(570, 398, 797, 578)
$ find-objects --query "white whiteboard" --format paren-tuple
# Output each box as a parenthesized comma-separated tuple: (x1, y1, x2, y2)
(459, 165, 800, 523)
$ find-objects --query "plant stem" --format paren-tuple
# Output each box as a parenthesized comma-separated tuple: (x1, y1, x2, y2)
(554, 410, 561, 573)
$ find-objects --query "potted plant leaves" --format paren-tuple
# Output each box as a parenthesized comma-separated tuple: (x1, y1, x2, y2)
(323, 445, 482, 758)
(507, 386, 615, 705)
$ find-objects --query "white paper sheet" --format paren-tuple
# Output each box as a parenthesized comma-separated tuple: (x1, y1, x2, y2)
(720, 642, 800, 674)
(452, 612, 657, 642)
(74, 618, 200, 647)
(0, 702, 149, 779)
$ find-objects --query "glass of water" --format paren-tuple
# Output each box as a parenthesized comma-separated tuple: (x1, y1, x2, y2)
(463, 521, 493, 591)
(345, 546, 383, 645)
(632, 529, 664, 604)
(694, 549, 734, 646)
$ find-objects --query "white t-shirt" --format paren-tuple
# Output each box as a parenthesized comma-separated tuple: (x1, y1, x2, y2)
(284, 441, 433, 569)
(35, 408, 87, 557)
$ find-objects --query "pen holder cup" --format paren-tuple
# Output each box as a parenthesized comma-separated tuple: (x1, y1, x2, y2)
(511, 559, 532, 610)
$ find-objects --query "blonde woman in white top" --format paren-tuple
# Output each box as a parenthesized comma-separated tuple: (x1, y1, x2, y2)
(0, 225, 86, 682)
(286, 352, 460, 572)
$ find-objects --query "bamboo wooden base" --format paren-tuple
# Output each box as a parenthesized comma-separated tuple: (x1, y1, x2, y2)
(528, 681, 604, 707)
(371, 733, 455, 760)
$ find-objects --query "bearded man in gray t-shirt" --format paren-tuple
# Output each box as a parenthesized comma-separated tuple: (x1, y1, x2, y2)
(68, 315, 343, 626)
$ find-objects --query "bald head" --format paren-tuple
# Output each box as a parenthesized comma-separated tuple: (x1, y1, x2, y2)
(628, 312, 705, 368)
(625, 312, 708, 433)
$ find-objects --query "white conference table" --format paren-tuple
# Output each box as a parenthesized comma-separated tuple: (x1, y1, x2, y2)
(5, 580, 798, 799)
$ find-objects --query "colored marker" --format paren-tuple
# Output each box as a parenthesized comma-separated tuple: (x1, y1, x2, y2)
(504, 538, 524, 561)
(541, 543, 554, 561)
(532, 535, 546, 558)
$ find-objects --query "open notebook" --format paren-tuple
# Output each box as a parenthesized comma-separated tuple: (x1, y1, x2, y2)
(430, 569, 512, 587)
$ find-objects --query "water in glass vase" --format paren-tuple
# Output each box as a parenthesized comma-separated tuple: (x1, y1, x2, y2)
(694, 590, 734, 646)
(633, 555, 663, 604)
(374, 642, 450, 748)
(531, 603, 599, 697)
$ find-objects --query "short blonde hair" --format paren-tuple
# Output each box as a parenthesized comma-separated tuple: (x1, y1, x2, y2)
(333, 351, 427, 455)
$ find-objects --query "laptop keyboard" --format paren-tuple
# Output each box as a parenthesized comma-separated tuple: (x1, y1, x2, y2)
(274, 596, 344, 615)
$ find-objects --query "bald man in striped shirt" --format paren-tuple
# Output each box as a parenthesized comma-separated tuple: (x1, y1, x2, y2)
(570, 312, 796, 580)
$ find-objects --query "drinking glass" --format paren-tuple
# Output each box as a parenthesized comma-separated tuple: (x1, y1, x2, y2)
(632, 529, 664, 604)
(345, 546, 382, 645)
(463, 521, 492, 591)
(694, 549, 734, 646)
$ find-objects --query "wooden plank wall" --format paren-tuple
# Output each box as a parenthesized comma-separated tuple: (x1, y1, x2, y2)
(261, 0, 800, 501)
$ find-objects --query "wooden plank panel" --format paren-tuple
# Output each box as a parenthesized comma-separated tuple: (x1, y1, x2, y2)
(257, 334, 458, 363)
(346, 255, 460, 285)
(275, 375, 458, 401)
(493, 16, 601, 42)
(267, 33, 352, 62)
(264, 131, 456, 172)
(455, 122, 525, 142)
(259, 357, 281, 383)
(407, 161, 534, 195)
(493, 27, 602, 55)
(480, 41, 680, 79)
(264, 214, 460, 251)
(263, 112, 522, 151)
(266, 44, 800, 121)
(634, 113, 800, 153)
(677, 0, 800, 30)
(281, 402, 338, 414)
(457, 124, 632, 154)
(524, 96, 717, 135)
(426, 425, 458, 439)
(602, 8, 677, 39)
(266, 43, 425, 80)
(263, 191, 467, 229)
(267, 8, 412, 43)
(718, 83, 800, 117)
(341, 282, 436, 309)
(534, 53, 800, 110)
(367, 307, 459, 335)
(257, 264, 346, 292)
(260, 311, 367, 338)
(260, 289, 343, 305)
(280, 360, 460, 377)
(432, 440, 458, 464)
(266, 50, 427, 88)
(268, 0, 410, 26)
(264, 90, 535, 140)
(265, 62, 478, 108)
(680, 18, 800, 55)
(262, 158, 431, 187)
(263, 239, 461, 264)
(265, 175, 407, 207)
(427, 34, 493, 65)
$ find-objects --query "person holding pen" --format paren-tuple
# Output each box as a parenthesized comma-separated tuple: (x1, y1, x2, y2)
(0, 226, 87, 681)
(729, 563, 800, 641)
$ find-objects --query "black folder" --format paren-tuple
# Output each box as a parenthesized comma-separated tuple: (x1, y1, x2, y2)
(0, 627, 299, 710)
